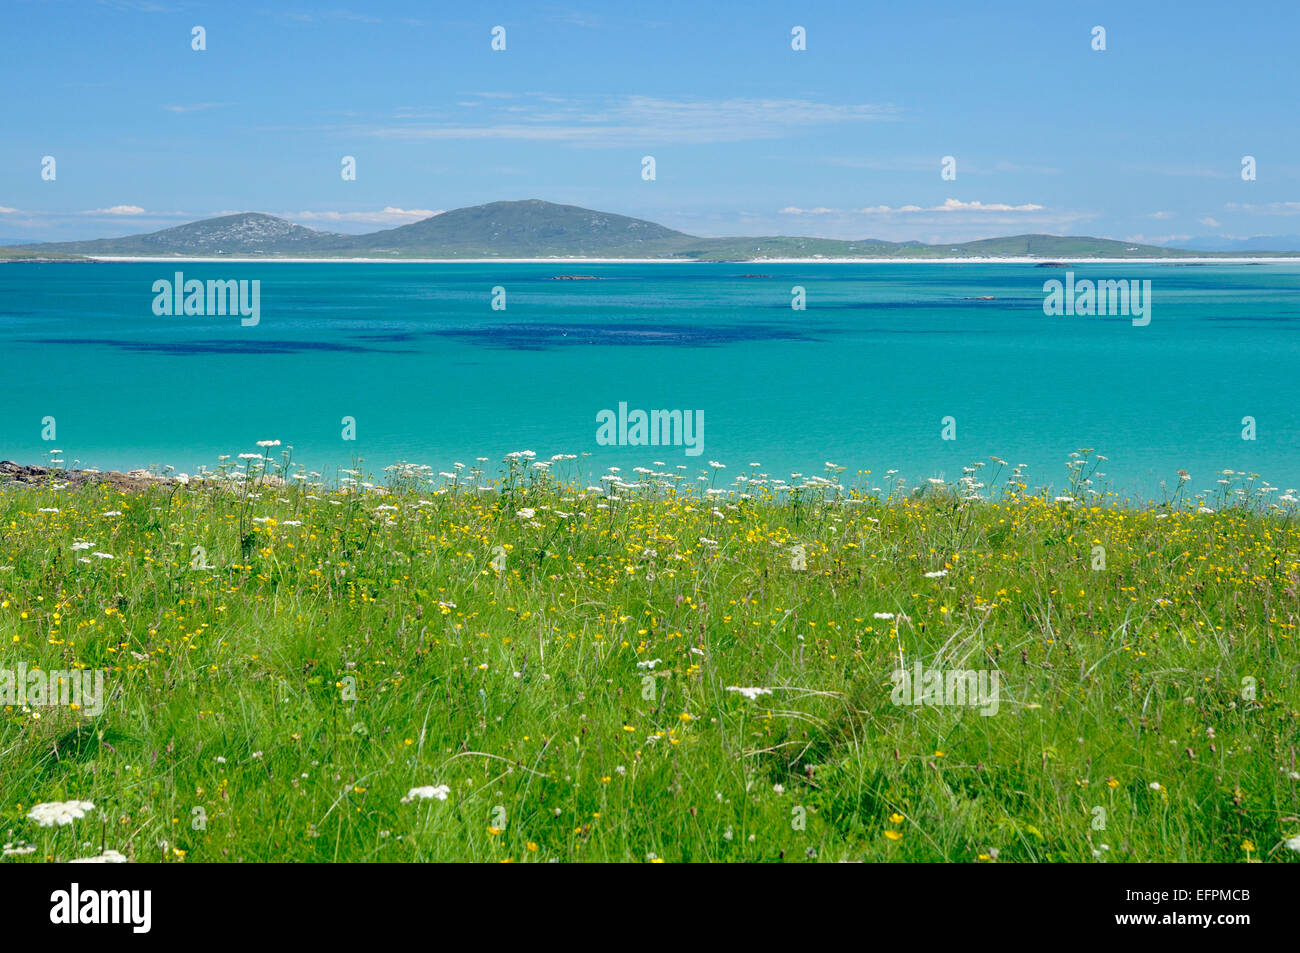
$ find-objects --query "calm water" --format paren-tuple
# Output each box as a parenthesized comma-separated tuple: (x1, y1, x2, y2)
(2, 261, 1297, 499)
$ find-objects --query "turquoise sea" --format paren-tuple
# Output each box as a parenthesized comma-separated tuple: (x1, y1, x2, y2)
(2, 261, 1297, 500)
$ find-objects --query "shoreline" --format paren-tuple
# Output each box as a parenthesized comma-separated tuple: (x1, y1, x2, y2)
(2, 459, 1282, 511)
(71, 255, 1300, 264)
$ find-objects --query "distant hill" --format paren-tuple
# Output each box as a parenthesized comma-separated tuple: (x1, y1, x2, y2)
(4, 200, 1295, 261)
(1159, 234, 1300, 253)
(347, 199, 687, 257)
(21, 213, 345, 257)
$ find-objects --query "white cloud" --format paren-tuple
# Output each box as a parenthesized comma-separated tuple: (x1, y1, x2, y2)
(0, 206, 18, 214)
(1124, 234, 1192, 244)
(856, 198, 1045, 214)
(1198, 217, 1221, 227)
(1150, 211, 1174, 220)
(84, 205, 147, 216)
(290, 207, 441, 225)
(779, 206, 839, 215)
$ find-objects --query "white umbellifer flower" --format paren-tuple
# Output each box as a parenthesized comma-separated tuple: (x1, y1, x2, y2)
(1197, 506, 1215, 514)
(401, 784, 451, 803)
(2, 843, 36, 856)
(635, 659, 662, 670)
(37, 508, 59, 513)
(873, 612, 895, 620)
(1054, 496, 1075, 503)
(924, 570, 948, 578)
(1286, 835, 1300, 853)
(92, 552, 114, 559)
(102, 511, 122, 517)
(516, 508, 536, 520)
(773, 784, 785, 795)
(726, 686, 773, 700)
(1149, 782, 1162, 790)
(27, 800, 95, 827)
(70, 849, 127, 864)
(71, 541, 93, 550)
(256, 440, 281, 448)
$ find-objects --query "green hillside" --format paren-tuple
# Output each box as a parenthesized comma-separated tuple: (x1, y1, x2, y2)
(3, 200, 1296, 261)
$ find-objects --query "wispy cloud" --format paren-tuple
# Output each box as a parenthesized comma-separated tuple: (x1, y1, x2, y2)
(349, 94, 899, 145)
(1225, 201, 1300, 215)
(781, 199, 1045, 216)
(289, 207, 440, 225)
(863, 199, 1045, 214)
(163, 102, 235, 114)
(1123, 234, 1192, 244)
(83, 205, 147, 215)
(273, 9, 383, 24)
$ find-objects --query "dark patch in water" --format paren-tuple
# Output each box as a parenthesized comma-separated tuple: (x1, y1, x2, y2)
(430, 321, 822, 350)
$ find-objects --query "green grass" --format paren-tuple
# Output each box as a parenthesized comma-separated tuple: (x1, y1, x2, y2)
(2, 454, 1298, 862)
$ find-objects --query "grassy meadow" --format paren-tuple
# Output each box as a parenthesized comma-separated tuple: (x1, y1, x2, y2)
(2, 450, 1298, 863)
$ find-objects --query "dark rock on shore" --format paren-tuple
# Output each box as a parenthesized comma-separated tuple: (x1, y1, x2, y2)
(0, 460, 177, 491)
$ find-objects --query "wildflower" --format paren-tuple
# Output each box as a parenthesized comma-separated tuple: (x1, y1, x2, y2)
(27, 800, 95, 827)
(516, 508, 536, 520)
(726, 686, 773, 700)
(401, 785, 451, 803)
(70, 850, 128, 864)
(923, 570, 948, 579)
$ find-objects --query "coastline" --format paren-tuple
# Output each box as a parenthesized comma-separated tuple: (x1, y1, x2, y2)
(54, 255, 1300, 264)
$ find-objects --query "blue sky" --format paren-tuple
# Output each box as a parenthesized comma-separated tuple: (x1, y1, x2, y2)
(3, 0, 1299, 244)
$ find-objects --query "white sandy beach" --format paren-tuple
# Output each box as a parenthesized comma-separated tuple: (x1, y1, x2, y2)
(84, 255, 1300, 265)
